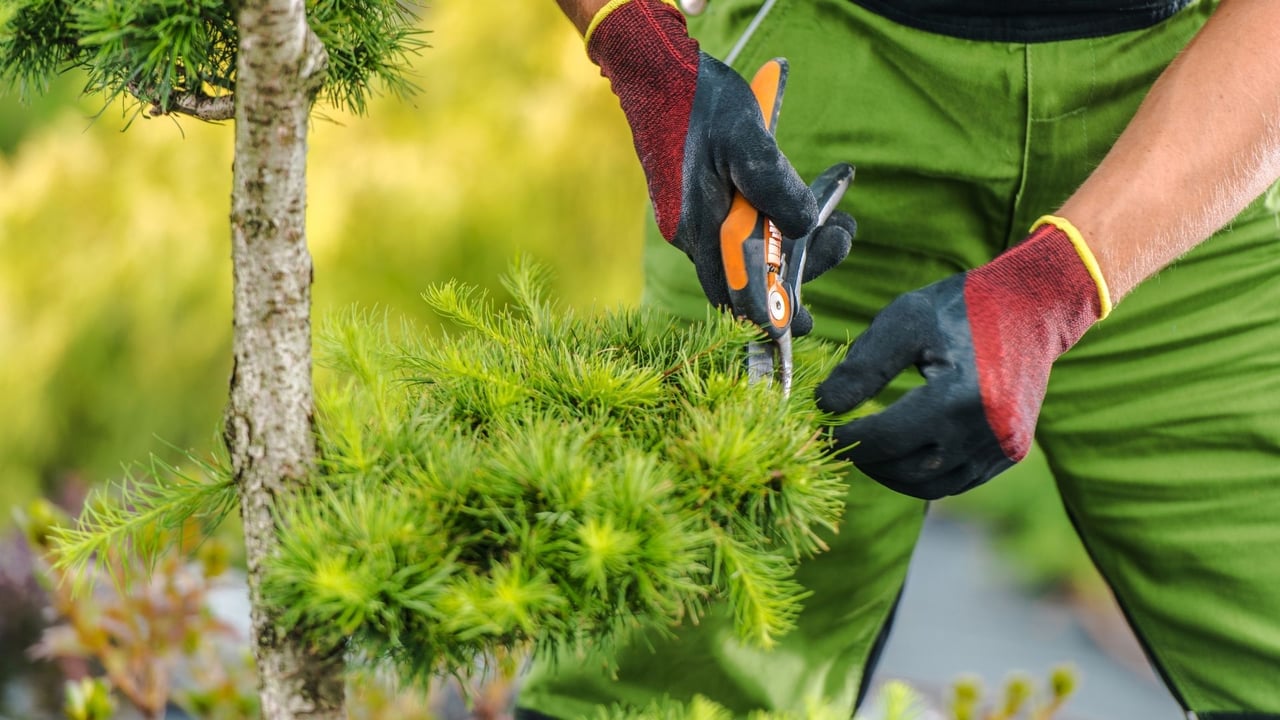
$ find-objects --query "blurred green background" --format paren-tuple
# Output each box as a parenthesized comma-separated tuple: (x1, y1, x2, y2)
(0, 2, 648, 520)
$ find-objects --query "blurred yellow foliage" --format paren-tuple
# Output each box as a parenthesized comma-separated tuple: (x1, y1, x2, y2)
(0, 2, 647, 516)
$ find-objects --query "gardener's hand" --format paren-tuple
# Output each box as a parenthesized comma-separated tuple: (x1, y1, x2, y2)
(586, 0, 820, 310)
(815, 217, 1112, 499)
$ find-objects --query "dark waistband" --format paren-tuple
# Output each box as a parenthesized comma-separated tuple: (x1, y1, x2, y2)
(848, 0, 1194, 43)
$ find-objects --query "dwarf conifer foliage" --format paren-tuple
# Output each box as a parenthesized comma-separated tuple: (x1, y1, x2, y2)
(55, 262, 852, 689)
(261, 261, 851, 678)
(0, 0, 423, 118)
(50, 261, 853, 710)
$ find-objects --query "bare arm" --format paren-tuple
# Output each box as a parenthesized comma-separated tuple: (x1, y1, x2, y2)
(555, 0, 611, 35)
(1058, 0, 1280, 301)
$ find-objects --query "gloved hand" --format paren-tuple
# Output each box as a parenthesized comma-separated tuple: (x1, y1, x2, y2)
(815, 216, 1112, 499)
(587, 0, 845, 331)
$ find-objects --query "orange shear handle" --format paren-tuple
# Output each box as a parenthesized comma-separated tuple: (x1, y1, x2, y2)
(719, 58, 794, 337)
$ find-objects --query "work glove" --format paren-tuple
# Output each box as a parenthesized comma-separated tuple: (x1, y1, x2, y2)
(815, 216, 1112, 499)
(587, 0, 851, 335)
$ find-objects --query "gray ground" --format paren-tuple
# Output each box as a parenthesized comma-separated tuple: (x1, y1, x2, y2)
(863, 513, 1184, 720)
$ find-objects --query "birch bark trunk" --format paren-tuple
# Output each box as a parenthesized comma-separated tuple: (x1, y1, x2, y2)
(224, 0, 341, 716)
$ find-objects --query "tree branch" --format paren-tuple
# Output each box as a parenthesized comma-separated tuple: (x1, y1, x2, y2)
(153, 92, 235, 121)
(128, 84, 236, 121)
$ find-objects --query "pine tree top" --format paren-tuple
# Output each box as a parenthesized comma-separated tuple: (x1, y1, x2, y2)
(0, 0, 425, 119)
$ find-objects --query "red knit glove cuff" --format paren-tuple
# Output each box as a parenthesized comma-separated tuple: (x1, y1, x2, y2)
(969, 224, 1104, 353)
(964, 223, 1104, 460)
(586, 0, 696, 67)
(586, 0, 699, 240)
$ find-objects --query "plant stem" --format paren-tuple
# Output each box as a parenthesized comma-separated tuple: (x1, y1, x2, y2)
(225, 0, 340, 715)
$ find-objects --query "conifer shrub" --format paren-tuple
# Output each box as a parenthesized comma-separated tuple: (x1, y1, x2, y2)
(262, 260, 852, 681)
(54, 260, 854, 690)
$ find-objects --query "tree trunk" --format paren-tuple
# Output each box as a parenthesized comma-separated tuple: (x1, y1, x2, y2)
(225, 0, 339, 716)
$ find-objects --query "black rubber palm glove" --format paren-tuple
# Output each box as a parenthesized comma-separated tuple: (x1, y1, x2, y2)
(815, 217, 1112, 499)
(587, 0, 850, 335)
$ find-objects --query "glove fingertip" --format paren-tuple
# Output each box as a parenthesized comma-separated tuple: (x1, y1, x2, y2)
(814, 374, 869, 415)
(828, 209, 857, 236)
(802, 224, 853, 283)
(791, 307, 813, 337)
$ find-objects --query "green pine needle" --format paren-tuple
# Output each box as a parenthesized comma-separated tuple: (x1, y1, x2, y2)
(267, 260, 853, 681)
(50, 447, 238, 595)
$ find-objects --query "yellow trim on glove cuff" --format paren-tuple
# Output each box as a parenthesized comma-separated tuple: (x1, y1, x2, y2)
(585, 0, 680, 46)
(1032, 214, 1113, 320)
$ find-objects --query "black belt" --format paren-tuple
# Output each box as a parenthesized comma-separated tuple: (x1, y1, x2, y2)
(848, 0, 1194, 43)
(676, 0, 1195, 43)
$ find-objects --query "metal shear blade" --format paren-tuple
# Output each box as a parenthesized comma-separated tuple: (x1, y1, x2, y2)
(744, 162, 854, 396)
(747, 328, 794, 395)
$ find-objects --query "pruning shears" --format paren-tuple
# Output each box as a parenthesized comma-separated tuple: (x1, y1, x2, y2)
(719, 58, 855, 396)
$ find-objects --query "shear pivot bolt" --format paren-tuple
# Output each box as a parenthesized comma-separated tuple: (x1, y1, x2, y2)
(769, 290, 786, 321)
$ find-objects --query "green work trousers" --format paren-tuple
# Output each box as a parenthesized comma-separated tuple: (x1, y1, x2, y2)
(520, 1, 1280, 717)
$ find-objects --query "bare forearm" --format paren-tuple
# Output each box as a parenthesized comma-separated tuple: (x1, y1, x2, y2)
(1057, 0, 1280, 301)
(555, 0, 610, 35)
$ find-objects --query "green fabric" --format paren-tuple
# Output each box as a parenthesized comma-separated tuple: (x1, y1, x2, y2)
(521, 0, 1280, 715)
